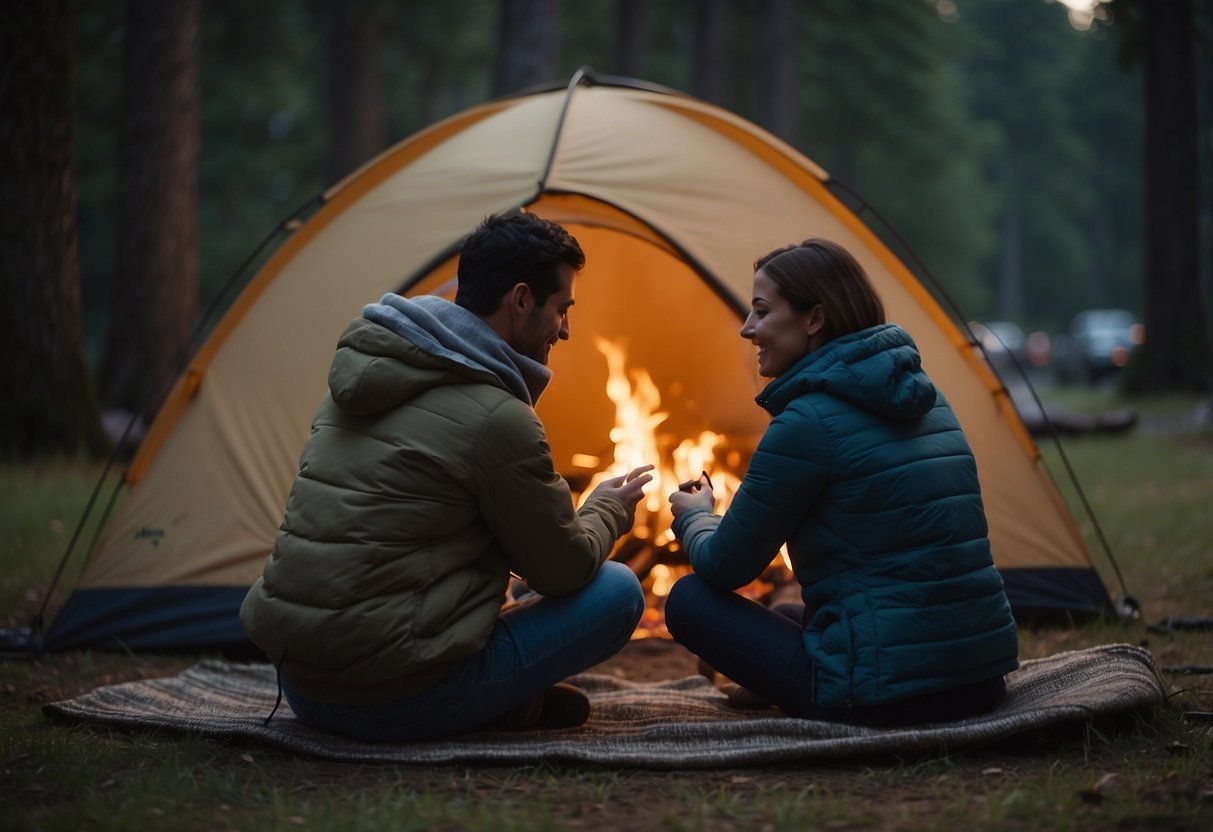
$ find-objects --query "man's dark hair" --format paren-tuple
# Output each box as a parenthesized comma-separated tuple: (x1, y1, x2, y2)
(455, 213, 585, 314)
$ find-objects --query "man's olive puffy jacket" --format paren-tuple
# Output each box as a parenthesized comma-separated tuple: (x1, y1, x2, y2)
(240, 307, 631, 704)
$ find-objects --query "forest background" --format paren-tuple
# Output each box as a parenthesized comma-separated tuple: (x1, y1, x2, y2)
(2, 0, 1210, 458)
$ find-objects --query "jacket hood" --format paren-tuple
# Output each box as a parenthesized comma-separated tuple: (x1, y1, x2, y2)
(756, 323, 937, 421)
(327, 295, 551, 416)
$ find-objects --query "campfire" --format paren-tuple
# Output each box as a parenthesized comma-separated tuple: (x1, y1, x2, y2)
(570, 337, 794, 638)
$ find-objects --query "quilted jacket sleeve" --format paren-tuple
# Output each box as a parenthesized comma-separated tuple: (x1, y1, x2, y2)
(674, 399, 830, 589)
(472, 397, 631, 597)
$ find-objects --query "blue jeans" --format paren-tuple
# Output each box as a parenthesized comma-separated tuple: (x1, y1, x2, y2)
(281, 561, 645, 742)
(665, 573, 1005, 727)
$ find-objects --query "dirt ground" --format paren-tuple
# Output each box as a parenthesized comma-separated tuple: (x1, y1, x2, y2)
(594, 634, 703, 681)
(5, 636, 1211, 831)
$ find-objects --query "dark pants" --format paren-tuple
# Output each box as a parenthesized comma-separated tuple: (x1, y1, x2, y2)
(282, 562, 645, 742)
(665, 573, 1006, 728)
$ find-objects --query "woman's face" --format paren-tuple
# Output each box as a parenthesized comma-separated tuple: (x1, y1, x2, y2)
(740, 269, 823, 378)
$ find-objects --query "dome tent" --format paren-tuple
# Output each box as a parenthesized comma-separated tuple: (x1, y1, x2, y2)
(45, 69, 1113, 652)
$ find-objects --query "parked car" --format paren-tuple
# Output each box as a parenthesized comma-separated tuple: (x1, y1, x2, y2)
(1023, 329, 1052, 368)
(969, 320, 1028, 376)
(1053, 308, 1144, 384)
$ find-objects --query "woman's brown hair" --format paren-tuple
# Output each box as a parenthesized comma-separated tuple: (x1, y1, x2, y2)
(754, 238, 886, 343)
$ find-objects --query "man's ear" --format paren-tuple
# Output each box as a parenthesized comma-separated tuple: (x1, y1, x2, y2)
(509, 282, 531, 314)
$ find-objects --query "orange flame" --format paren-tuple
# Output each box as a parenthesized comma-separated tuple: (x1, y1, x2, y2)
(569, 339, 794, 639)
(578, 337, 741, 544)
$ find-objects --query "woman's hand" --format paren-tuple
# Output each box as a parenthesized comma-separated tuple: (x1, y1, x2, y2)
(668, 472, 714, 518)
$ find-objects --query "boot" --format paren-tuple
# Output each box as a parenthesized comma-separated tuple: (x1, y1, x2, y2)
(719, 680, 773, 710)
(487, 692, 545, 731)
(534, 682, 591, 729)
(489, 682, 590, 731)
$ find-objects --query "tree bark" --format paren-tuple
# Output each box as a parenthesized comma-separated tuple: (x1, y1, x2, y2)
(1137, 0, 1208, 392)
(759, 0, 796, 144)
(0, 0, 107, 457)
(614, 0, 648, 77)
(1197, 3, 1213, 352)
(693, 0, 728, 105)
(997, 147, 1023, 321)
(493, 0, 559, 97)
(100, 0, 200, 418)
(325, 0, 386, 184)
(1089, 134, 1115, 308)
(419, 52, 447, 128)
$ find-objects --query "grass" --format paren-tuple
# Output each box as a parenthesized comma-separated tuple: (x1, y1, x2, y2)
(2, 389, 1212, 830)
(0, 459, 120, 629)
(1036, 394, 1213, 626)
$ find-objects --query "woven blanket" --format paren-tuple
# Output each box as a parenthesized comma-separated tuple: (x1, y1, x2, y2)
(43, 643, 1164, 769)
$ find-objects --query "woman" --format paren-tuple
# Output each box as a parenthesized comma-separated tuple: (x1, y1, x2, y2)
(666, 238, 1018, 727)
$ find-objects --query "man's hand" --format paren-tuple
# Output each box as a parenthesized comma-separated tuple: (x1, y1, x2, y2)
(668, 471, 715, 518)
(588, 465, 655, 532)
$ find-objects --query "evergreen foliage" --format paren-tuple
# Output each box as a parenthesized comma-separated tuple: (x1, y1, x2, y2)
(68, 0, 1166, 372)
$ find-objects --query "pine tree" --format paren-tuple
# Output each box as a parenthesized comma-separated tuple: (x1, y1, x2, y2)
(99, 0, 201, 419)
(0, 0, 107, 457)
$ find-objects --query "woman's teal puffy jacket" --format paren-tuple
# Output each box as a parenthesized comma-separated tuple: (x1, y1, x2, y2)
(673, 324, 1019, 707)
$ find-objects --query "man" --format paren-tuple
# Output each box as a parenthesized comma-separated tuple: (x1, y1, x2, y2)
(240, 212, 652, 741)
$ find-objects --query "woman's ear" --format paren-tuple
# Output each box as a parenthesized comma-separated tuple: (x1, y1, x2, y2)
(806, 303, 825, 337)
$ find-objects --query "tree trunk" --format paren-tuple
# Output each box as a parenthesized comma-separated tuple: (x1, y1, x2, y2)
(0, 0, 107, 457)
(325, 0, 386, 184)
(759, 0, 796, 144)
(614, 0, 647, 77)
(997, 147, 1023, 321)
(1197, 3, 1213, 352)
(493, 0, 559, 97)
(1136, 0, 1208, 392)
(1089, 136, 1115, 308)
(100, 0, 200, 419)
(419, 53, 447, 128)
(693, 0, 728, 105)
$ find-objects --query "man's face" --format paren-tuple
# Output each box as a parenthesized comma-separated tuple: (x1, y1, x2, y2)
(512, 264, 576, 365)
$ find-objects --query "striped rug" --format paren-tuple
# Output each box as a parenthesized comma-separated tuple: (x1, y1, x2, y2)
(43, 643, 1164, 768)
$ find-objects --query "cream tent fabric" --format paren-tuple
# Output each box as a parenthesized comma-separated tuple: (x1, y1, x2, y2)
(46, 72, 1110, 651)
